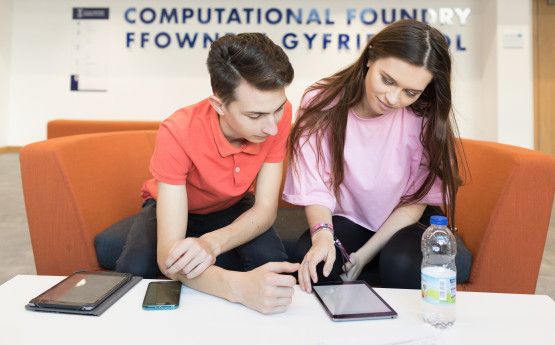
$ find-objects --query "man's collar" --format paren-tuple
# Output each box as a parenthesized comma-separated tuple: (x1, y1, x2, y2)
(210, 108, 260, 157)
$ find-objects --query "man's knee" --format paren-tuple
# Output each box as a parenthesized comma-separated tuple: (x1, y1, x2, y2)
(239, 227, 288, 270)
(115, 201, 160, 278)
(248, 241, 288, 263)
(116, 252, 161, 278)
(294, 230, 311, 263)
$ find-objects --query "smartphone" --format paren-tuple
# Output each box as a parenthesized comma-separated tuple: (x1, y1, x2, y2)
(142, 281, 182, 310)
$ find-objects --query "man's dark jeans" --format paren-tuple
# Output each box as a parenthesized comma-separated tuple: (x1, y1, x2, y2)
(115, 194, 288, 278)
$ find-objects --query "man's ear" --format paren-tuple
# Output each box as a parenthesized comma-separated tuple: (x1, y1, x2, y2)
(208, 95, 224, 116)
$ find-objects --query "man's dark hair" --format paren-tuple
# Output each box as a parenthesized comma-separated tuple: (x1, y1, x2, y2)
(207, 33, 294, 105)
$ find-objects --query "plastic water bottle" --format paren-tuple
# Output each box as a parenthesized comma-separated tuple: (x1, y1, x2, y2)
(421, 215, 457, 328)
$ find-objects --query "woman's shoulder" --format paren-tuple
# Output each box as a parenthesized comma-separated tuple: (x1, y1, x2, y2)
(301, 82, 325, 102)
(396, 107, 428, 147)
(399, 106, 427, 125)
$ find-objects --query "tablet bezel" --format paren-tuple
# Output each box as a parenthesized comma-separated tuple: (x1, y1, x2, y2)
(312, 280, 398, 321)
(29, 271, 132, 311)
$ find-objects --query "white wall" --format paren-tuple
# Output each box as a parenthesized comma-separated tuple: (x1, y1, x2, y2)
(0, 0, 12, 147)
(496, 0, 534, 148)
(2, 0, 535, 148)
(464, 0, 497, 142)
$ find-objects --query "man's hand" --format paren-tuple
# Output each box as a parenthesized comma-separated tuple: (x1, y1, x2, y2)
(164, 237, 217, 278)
(232, 262, 300, 315)
(298, 230, 335, 293)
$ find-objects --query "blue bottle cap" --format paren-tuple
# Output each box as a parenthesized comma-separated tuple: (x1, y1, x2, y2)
(430, 215, 448, 226)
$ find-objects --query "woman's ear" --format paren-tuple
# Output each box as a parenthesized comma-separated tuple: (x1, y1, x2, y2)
(208, 95, 224, 115)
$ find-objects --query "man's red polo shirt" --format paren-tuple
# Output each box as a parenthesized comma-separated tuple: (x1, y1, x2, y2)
(141, 98, 292, 214)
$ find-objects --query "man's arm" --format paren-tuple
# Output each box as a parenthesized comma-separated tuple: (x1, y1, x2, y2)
(156, 181, 189, 276)
(156, 175, 299, 315)
(164, 161, 284, 278)
(170, 261, 299, 315)
(204, 161, 283, 254)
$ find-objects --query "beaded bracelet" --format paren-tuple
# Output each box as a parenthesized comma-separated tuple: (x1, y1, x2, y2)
(310, 222, 351, 276)
(310, 222, 334, 237)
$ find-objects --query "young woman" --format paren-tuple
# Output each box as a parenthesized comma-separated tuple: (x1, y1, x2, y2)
(283, 19, 467, 292)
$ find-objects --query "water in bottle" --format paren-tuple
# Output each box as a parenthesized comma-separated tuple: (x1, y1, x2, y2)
(421, 215, 457, 328)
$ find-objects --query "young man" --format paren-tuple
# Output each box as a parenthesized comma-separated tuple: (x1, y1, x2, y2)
(115, 33, 299, 314)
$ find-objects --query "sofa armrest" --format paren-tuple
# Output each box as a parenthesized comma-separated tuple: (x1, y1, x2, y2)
(20, 130, 157, 275)
(456, 139, 555, 294)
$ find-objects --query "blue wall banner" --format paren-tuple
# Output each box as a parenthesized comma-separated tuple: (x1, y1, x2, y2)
(121, 6, 471, 51)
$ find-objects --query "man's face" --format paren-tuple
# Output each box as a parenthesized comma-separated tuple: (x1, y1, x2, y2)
(213, 80, 287, 146)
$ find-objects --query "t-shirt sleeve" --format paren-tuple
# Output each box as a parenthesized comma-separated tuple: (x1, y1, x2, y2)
(282, 133, 336, 211)
(264, 101, 293, 163)
(282, 90, 336, 211)
(149, 122, 192, 185)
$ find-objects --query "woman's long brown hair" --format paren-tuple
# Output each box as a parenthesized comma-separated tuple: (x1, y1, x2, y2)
(288, 19, 466, 227)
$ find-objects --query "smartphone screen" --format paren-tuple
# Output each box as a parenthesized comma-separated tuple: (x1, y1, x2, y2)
(142, 281, 182, 310)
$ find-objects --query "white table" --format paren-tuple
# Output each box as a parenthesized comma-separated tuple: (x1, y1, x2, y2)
(1, 275, 554, 345)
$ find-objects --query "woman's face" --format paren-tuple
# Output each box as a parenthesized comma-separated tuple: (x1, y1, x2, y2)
(358, 56, 433, 119)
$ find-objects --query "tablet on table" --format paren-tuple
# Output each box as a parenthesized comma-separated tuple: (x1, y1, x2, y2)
(28, 271, 132, 311)
(312, 281, 398, 321)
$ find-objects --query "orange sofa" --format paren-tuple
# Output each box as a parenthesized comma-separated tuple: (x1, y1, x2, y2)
(47, 119, 161, 139)
(20, 121, 555, 294)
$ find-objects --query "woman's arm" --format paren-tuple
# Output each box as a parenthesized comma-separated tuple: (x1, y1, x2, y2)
(297, 204, 336, 293)
(343, 203, 426, 280)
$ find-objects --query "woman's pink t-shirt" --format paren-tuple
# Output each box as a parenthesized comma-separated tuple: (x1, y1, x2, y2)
(282, 89, 442, 231)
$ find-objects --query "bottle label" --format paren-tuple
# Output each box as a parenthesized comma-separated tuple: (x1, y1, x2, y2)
(421, 269, 456, 306)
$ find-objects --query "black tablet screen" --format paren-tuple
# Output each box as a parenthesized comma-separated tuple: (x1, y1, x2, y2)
(32, 272, 130, 308)
(312, 281, 397, 320)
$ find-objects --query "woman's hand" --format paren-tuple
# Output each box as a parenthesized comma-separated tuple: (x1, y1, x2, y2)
(340, 252, 364, 281)
(298, 229, 335, 293)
